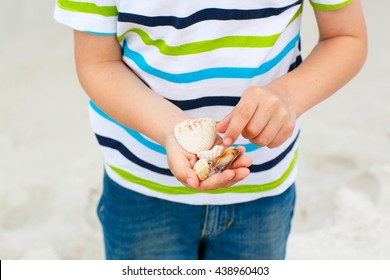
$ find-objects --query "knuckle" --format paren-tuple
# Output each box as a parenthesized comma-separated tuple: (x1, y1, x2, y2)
(261, 138, 271, 147)
(268, 135, 284, 148)
(285, 121, 295, 134)
(245, 86, 259, 95)
(268, 140, 281, 148)
(236, 106, 252, 120)
(279, 109, 289, 120)
(254, 136, 270, 147)
(243, 124, 258, 138)
(268, 94, 281, 108)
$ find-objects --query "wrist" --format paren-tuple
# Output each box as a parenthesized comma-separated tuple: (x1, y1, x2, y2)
(264, 78, 304, 118)
(160, 115, 190, 148)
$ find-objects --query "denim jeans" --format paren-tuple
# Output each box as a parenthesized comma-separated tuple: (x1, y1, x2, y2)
(97, 172, 296, 260)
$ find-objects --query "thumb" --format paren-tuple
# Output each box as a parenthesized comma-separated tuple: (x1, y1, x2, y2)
(172, 164, 199, 189)
(184, 168, 199, 189)
(167, 148, 200, 189)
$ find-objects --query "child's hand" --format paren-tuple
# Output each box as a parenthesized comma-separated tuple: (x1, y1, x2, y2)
(217, 86, 296, 148)
(165, 133, 252, 191)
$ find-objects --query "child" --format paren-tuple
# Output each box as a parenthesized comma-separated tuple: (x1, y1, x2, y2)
(54, 0, 367, 259)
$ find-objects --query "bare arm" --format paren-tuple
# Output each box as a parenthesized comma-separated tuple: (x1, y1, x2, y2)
(270, 0, 368, 117)
(217, 0, 368, 148)
(74, 31, 188, 147)
(74, 31, 252, 190)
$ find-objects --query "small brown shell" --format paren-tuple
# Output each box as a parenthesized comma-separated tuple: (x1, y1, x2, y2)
(193, 158, 211, 181)
(209, 147, 241, 177)
(174, 118, 216, 154)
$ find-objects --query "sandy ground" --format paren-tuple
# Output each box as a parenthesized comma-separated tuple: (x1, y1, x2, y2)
(0, 1, 389, 259)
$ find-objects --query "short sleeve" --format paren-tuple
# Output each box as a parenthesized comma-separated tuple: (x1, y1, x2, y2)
(54, 0, 118, 35)
(309, 0, 352, 11)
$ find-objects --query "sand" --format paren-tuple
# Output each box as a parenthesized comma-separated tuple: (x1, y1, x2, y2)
(0, 1, 389, 259)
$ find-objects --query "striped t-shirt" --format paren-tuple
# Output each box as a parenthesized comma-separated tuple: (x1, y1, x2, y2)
(54, 0, 351, 205)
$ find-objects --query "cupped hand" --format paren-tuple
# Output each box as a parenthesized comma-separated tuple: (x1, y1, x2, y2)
(165, 133, 252, 191)
(195, 146, 252, 191)
(216, 86, 297, 148)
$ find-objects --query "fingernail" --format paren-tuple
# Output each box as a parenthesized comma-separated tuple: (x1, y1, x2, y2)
(186, 178, 195, 188)
(223, 137, 232, 146)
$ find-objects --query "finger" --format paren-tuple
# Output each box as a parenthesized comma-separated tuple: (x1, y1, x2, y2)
(197, 144, 248, 190)
(229, 155, 253, 169)
(185, 168, 200, 189)
(174, 164, 200, 189)
(267, 121, 295, 148)
(223, 101, 257, 147)
(250, 118, 282, 147)
(241, 110, 270, 141)
(197, 169, 235, 190)
(229, 167, 251, 182)
(169, 152, 200, 189)
(197, 167, 250, 191)
(215, 113, 232, 134)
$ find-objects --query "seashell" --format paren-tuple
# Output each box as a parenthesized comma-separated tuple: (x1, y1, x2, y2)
(193, 147, 243, 181)
(174, 118, 216, 154)
(193, 158, 212, 181)
(196, 145, 223, 161)
(209, 147, 241, 177)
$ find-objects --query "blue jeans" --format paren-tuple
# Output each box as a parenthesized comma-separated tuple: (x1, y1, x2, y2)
(97, 172, 296, 260)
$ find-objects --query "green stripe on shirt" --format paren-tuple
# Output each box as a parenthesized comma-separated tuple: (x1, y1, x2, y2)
(57, 0, 118, 17)
(107, 150, 298, 195)
(116, 5, 303, 56)
(309, 0, 352, 11)
(118, 28, 281, 55)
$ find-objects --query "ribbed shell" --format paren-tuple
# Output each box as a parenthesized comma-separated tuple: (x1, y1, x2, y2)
(174, 118, 216, 154)
(196, 145, 223, 161)
(193, 158, 212, 181)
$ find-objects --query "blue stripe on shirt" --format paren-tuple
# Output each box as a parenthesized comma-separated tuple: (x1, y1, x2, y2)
(90, 101, 262, 154)
(123, 33, 300, 83)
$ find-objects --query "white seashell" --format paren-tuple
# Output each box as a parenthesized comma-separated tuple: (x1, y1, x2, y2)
(193, 158, 212, 181)
(174, 118, 216, 154)
(196, 145, 223, 161)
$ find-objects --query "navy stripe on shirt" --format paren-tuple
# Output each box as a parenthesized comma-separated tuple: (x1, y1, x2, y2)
(118, 1, 302, 29)
(95, 132, 299, 177)
(165, 55, 302, 111)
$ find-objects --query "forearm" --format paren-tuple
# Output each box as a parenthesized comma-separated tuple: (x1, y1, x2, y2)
(74, 32, 188, 147)
(267, 0, 367, 117)
(79, 61, 187, 146)
(267, 34, 367, 117)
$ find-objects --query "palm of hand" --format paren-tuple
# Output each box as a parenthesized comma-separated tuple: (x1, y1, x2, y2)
(165, 133, 252, 191)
